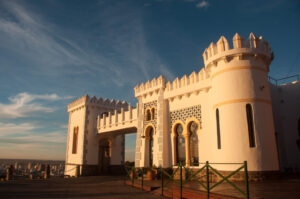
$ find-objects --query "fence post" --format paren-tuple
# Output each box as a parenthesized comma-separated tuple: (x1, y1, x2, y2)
(244, 161, 250, 199)
(206, 161, 209, 199)
(161, 167, 164, 196)
(141, 168, 144, 190)
(132, 167, 134, 187)
(180, 162, 183, 199)
(123, 165, 125, 185)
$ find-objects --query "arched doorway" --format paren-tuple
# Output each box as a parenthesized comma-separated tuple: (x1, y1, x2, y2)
(188, 121, 199, 166)
(98, 139, 111, 174)
(145, 125, 155, 167)
(175, 123, 186, 165)
(149, 128, 154, 166)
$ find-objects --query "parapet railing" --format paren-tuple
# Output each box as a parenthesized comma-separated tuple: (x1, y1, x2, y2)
(124, 161, 250, 199)
(97, 106, 137, 130)
(269, 75, 299, 86)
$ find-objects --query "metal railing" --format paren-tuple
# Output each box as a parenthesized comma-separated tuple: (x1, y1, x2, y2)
(269, 75, 299, 86)
(124, 161, 250, 199)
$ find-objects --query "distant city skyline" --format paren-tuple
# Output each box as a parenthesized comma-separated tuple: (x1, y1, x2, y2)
(0, 0, 299, 160)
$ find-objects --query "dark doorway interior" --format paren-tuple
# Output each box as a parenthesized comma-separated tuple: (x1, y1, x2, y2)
(98, 139, 111, 174)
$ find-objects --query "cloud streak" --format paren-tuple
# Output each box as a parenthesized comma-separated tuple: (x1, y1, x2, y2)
(0, 122, 37, 136)
(0, 131, 66, 144)
(0, 1, 175, 88)
(196, 0, 210, 8)
(94, 1, 176, 83)
(0, 1, 87, 71)
(0, 92, 73, 119)
(0, 121, 67, 160)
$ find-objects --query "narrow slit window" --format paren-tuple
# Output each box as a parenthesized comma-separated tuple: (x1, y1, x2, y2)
(146, 109, 151, 121)
(246, 104, 256, 147)
(216, 109, 221, 149)
(72, 127, 78, 154)
(151, 108, 155, 120)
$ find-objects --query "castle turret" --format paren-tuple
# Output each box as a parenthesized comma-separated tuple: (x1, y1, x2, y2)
(204, 33, 279, 172)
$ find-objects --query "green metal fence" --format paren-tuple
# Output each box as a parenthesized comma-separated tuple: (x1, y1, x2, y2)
(124, 161, 250, 199)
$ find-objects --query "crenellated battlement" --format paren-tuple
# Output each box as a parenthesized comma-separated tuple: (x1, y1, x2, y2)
(67, 95, 89, 111)
(203, 33, 272, 68)
(134, 75, 166, 97)
(87, 96, 128, 108)
(68, 95, 128, 112)
(164, 68, 211, 99)
(165, 68, 209, 92)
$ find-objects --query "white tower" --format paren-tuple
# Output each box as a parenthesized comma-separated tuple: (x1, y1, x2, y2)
(203, 33, 279, 172)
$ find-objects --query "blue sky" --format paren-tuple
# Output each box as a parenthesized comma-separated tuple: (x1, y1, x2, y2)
(0, 0, 299, 161)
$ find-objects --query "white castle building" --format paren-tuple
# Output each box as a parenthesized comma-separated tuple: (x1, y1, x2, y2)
(64, 33, 300, 177)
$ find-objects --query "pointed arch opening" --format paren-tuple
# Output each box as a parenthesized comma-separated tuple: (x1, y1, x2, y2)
(146, 109, 151, 121)
(151, 107, 155, 120)
(174, 123, 185, 165)
(144, 124, 155, 167)
(188, 121, 199, 166)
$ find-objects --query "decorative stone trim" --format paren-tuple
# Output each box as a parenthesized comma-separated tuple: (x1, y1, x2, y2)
(143, 101, 157, 133)
(170, 105, 202, 128)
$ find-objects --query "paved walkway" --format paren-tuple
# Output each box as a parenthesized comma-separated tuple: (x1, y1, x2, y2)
(0, 176, 167, 199)
(132, 176, 300, 199)
(1, 175, 300, 199)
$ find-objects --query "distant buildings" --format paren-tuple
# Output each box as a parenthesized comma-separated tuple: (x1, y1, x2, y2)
(0, 160, 65, 177)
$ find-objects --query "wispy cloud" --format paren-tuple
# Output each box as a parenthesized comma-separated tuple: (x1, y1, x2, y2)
(0, 1, 88, 71)
(59, 124, 68, 129)
(0, 121, 67, 160)
(0, 131, 66, 144)
(0, 1, 175, 87)
(196, 0, 210, 8)
(0, 92, 73, 119)
(94, 1, 175, 83)
(0, 122, 37, 136)
(0, 141, 66, 160)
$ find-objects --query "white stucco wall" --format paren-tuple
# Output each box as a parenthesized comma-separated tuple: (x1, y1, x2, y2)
(64, 102, 86, 176)
(271, 81, 300, 172)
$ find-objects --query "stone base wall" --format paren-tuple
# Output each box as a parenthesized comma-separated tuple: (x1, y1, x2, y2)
(172, 168, 280, 182)
(81, 165, 124, 176)
(81, 165, 99, 176)
(109, 165, 124, 175)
